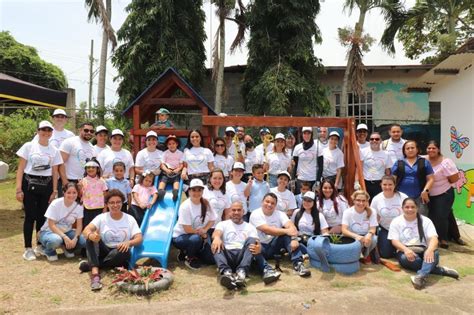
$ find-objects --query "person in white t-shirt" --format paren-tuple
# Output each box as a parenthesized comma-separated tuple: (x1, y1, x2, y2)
(317, 179, 349, 234)
(33, 109, 75, 148)
(270, 171, 297, 217)
(342, 190, 378, 261)
(203, 169, 231, 226)
(172, 179, 217, 270)
(356, 123, 370, 152)
(370, 175, 408, 258)
(135, 130, 163, 177)
(224, 127, 245, 163)
(321, 131, 345, 188)
(291, 191, 329, 245)
(181, 129, 214, 185)
(388, 198, 459, 290)
(212, 201, 280, 289)
(93, 125, 109, 155)
(292, 127, 322, 192)
(212, 137, 234, 179)
(250, 193, 311, 277)
(381, 123, 406, 165)
(226, 162, 250, 214)
(243, 136, 264, 183)
(264, 133, 291, 188)
(255, 127, 274, 158)
(81, 189, 143, 291)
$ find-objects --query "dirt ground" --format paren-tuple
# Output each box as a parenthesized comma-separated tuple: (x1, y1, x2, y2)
(1, 178, 473, 314)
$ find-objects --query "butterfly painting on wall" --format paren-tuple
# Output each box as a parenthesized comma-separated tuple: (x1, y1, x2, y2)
(450, 126, 470, 159)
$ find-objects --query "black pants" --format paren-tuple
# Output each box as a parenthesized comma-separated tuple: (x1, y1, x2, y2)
(130, 204, 146, 227)
(213, 238, 257, 274)
(365, 180, 382, 201)
(83, 208, 103, 229)
(428, 188, 454, 242)
(22, 175, 52, 248)
(86, 239, 130, 269)
(448, 211, 461, 241)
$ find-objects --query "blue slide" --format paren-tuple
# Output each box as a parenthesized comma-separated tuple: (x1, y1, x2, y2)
(129, 177, 183, 269)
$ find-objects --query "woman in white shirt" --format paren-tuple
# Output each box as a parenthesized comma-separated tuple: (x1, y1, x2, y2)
(212, 137, 234, 180)
(181, 130, 214, 185)
(264, 133, 291, 188)
(270, 171, 297, 217)
(317, 179, 349, 234)
(291, 191, 329, 245)
(321, 131, 344, 188)
(203, 169, 231, 225)
(388, 198, 459, 290)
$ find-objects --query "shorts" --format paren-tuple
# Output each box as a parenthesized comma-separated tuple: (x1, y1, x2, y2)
(160, 172, 181, 185)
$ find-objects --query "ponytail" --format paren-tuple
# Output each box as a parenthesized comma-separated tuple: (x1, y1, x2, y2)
(416, 212, 425, 242)
(200, 197, 210, 223)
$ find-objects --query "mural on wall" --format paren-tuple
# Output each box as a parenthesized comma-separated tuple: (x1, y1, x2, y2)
(450, 126, 470, 159)
(456, 169, 474, 208)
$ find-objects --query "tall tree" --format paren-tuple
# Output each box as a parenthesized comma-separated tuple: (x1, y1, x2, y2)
(85, 0, 117, 123)
(0, 31, 67, 90)
(381, 0, 473, 64)
(112, 0, 207, 108)
(242, 0, 329, 116)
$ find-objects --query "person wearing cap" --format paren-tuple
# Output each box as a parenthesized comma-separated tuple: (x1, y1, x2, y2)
(285, 129, 297, 156)
(264, 133, 292, 188)
(172, 178, 217, 270)
(93, 125, 109, 155)
(382, 123, 406, 165)
(212, 136, 234, 180)
(135, 130, 163, 178)
(59, 122, 96, 189)
(293, 127, 323, 193)
(97, 129, 135, 185)
(16, 120, 63, 261)
(242, 135, 264, 183)
(33, 109, 75, 148)
(151, 107, 175, 147)
(321, 131, 345, 188)
(255, 127, 274, 157)
(224, 127, 245, 162)
(291, 191, 329, 244)
(250, 192, 311, 277)
(226, 162, 250, 215)
(158, 135, 184, 201)
(270, 171, 298, 217)
(181, 129, 214, 185)
(356, 123, 370, 152)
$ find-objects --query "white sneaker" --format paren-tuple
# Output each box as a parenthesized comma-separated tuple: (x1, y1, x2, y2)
(62, 246, 75, 258)
(46, 254, 58, 262)
(23, 248, 36, 261)
(34, 245, 45, 257)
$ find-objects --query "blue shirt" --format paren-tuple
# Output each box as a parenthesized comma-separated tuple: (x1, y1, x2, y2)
(106, 177, 132, 203)
(248, 180, 270, 212)
(151, 119, 174, 143)
(391, 157, 433, 198)
(295, 193, 303, 209)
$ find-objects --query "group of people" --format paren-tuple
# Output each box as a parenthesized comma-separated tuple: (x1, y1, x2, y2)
(15, 107, 465, 291)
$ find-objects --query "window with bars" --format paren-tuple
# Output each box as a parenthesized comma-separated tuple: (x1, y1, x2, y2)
(335, 91, 373, 131)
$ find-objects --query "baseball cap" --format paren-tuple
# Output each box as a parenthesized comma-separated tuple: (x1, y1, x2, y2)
(302, 127, 312, 132)
(165, 134, 178, 144)
(259, 127, 270, 134)
(52, 109, 67, 117)
(156, 108, 170, 114)
(146, 130, 158, 139)
(232, 162, 245, 170)
(356, 123, 368, 131)
(277, 170, 291, 180)
(274, 133, 285, 140)
(95, 125, 108, 134)
(329, 131, 340, 138)
(303, 191, 316, 201)
(111, 129, 124, 137)
(189, 178, 205, 189)
(38, 120, 53, 130)
(225, 127, 236, 134)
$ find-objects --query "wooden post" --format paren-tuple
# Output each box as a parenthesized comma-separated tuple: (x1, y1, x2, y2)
(133, 105, 140, 156)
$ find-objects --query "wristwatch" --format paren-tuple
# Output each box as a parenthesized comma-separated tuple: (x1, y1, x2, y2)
(424, 189, 429, 193)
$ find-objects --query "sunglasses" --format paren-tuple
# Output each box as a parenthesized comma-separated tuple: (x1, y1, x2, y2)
(83, 129, 94, 133)
(215, 143, 225, 147)
(369, 138, 381, 141)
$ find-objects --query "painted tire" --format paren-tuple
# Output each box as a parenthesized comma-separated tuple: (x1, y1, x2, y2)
(310, 259, 360, 275)
(115, 268, 174, 295)
(307, 236, 361, 264)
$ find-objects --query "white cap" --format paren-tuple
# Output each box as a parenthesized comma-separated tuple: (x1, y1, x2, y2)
(84, 160, 100, 168)
(302, 127, 312, 132)
(232, 162, 245, 170)
(111, 129, 124, 137)
(274, 133, 285, 140)
(277, 170, 291, 180)
(146, 130, 158, 139)
(38, 120, 53, 129)
(303, 191, 316, 200)
(52, 109, 67, 117)
(329, 131, 340, 138)
(356, 123, 368, 131)
(225, 127, 236, 133)
(95, 125, 108, 134)
(189, 178, 205, 189)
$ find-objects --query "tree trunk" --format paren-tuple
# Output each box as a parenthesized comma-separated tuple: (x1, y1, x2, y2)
(340, 8, 366, 117)
(214, 13, 225, 114)
(97, 0, 111, 124)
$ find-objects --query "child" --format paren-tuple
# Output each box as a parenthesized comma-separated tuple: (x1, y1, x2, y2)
(158, 135, 184, 201)
(79, 158, 108, 228)
(203, 169, 231, 225)
(295, 181, 311, 209)
(152, 107, 175, 149)
(131, 172, 158, 226)
(226, 162, 249, 218)
(105, 162, 132, 213)
(247, 164, 270, 220)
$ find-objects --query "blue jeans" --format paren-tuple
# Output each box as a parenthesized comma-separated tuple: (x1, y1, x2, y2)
(256, 235, 305, 271)
(396, 249, 443, 277)
(39, 229, 86, 256)
(173, 233, 214, 264)
(361, 234, 378, 258)
(377, 227, 395, 258)
(214, 237, 257, 274)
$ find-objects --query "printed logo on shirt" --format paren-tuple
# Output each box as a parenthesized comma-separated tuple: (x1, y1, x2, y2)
(30, 152, 53, 170)
(379, 206, 401, 221)
(144, 158, 160, 172)
(76, 148, 95, 168)
(350, 221, 370, 235)
(401, 226, 419, 245)
(187, 153, 206, 169)
(224, 230, 249, 247)
(365, 157, 385, 175)
(299, 150, 316, 161)
(192, 216, 206, 230)
(276, 197, 290, 212)
(103, 229, 128, 245)
(208, 195, 227, 215)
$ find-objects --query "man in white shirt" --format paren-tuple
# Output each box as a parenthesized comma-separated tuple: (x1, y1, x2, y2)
(382, 124, 406, 165)
(255, 127, 274, 157)
(225, 127, 245, 162)
(212, 201, 280, 289)
(356, 123, 370, 152)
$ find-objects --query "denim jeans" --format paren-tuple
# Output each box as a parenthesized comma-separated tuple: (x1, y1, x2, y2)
(256, 235, 305, 271)
(214, 237, 257, 274)
(39, 229, 86, 256)
(173, 233, 214, 264)
(361, 234, 378, 258)
(377, 227, 395, 258)
(396, 249, 444, 277)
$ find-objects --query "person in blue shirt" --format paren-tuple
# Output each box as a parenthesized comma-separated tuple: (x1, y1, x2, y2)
(151, 108, 175, 148)
(247, 164, 270, 221)
(105, 162, 132, 213)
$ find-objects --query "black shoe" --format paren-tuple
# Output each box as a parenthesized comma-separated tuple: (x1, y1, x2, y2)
(220, 271, 237, 290)
(262, 268, 281, 285)
(410, 275, 426, 290)
(172, 189, 179, 201)
(442, 267, 459, 279)
(294, 262, 311, 277)
(177, 250, 186, 263)
(454, 238, 467, 246)
(235, 269, 247, 288)
(157, 189, 166, 201)
(439, 242, 449, 249)
(79, 260, 91, 273)
(185, 257, 201, 270)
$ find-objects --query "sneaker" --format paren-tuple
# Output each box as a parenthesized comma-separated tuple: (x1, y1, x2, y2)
(62, 246, 75, 258)
(220, 270, 237, 290)
(23, 248, 36, 261)
(262, 268, 281, 285)
(185, 257, 201, 270)
(90, 274, 103, 291)
(442, 267, 459, 279)
(294, 262, 311, 277)
(172, 189, 179, 201)
(410, 275, 426, 290)
(454, 238, 467, 246)
(46, 254, 58, 262)
(34, 245, 45, 257)
(235, 269, 247, 288)
(157, 189, 166, 201)
(177, 250, 186, 263)
(79, 260, 91, 273)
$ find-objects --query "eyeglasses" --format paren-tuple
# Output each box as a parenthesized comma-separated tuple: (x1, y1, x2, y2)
(354, 199, 367, 203)
(369, 138, 381, 141)
(83, 129, 94, 133)
(39, 128, 53, 132)
(107, 201, 123, 206)
(215, 144, 225, 147)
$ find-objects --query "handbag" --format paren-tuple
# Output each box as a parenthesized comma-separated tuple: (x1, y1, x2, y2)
(406, 245, 427, 254)
(25, 174, 51, 194)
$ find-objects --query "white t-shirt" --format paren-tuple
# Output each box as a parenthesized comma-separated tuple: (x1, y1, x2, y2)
(370, 192, 408, 230)
(293, 141, 323, 181)
(94, 144, 109, 156)
(172, 198, 217, 237)
(182, 147, 214, 175)
(382, 138, 406, 165)
(97, 147, 134, 178)
(358, 141, 370, 152)
(203, 187, 231, 225)
(213, 154, 234, 177)
(244, 149, 264, 173)
(250, 208, 290, 244)
(60, 136, 96, 180)
(361, 148, 391, 181)
(316, 139, 329, 152)
(40, 198, 84, 232)
(291, 209, 328, 236)
(34, 128, 75, 148)
(255, 142, 273, 157)
(388, 214, 437, 247)
(266, 151, 291, 175)
(135, 148, 163, 173)
(318, 196, 349, 227)
(226, 181, 248, 214)
(342, 206, 378, 235)
(227, 142, 245, 158)
(16, 141, 63, 176)
(322, 147, 344, 178)
(215, 220, 259, 250)
(90, 212, 141, 248)
(270, 187, 297, 214)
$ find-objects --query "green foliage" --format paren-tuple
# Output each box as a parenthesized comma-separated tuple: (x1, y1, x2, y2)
(242, 0, 330, 116)
(0, 32, 67, 90)
(112, 0, 207, 110)
(0, 107, 50, 169)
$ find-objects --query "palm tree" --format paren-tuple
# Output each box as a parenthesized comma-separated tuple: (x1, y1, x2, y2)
(85, 0, 117, 123)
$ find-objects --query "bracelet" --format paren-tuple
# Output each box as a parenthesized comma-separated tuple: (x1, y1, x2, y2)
(16, 191, 23, 194)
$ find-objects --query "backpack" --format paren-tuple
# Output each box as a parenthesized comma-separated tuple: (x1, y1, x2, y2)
(395, 158, 426, 191)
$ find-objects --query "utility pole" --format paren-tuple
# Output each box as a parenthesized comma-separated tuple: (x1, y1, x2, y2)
(88, 39, 94, 119)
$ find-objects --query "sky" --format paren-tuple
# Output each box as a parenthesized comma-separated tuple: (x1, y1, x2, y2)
(0, 0, 421, 106)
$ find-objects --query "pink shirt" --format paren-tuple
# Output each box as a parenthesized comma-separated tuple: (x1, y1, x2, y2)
(132, 184, 158, 206)
(162, 149, 183, 169)
(430, 158, 458, 196)
(81, 176, 107, 209)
